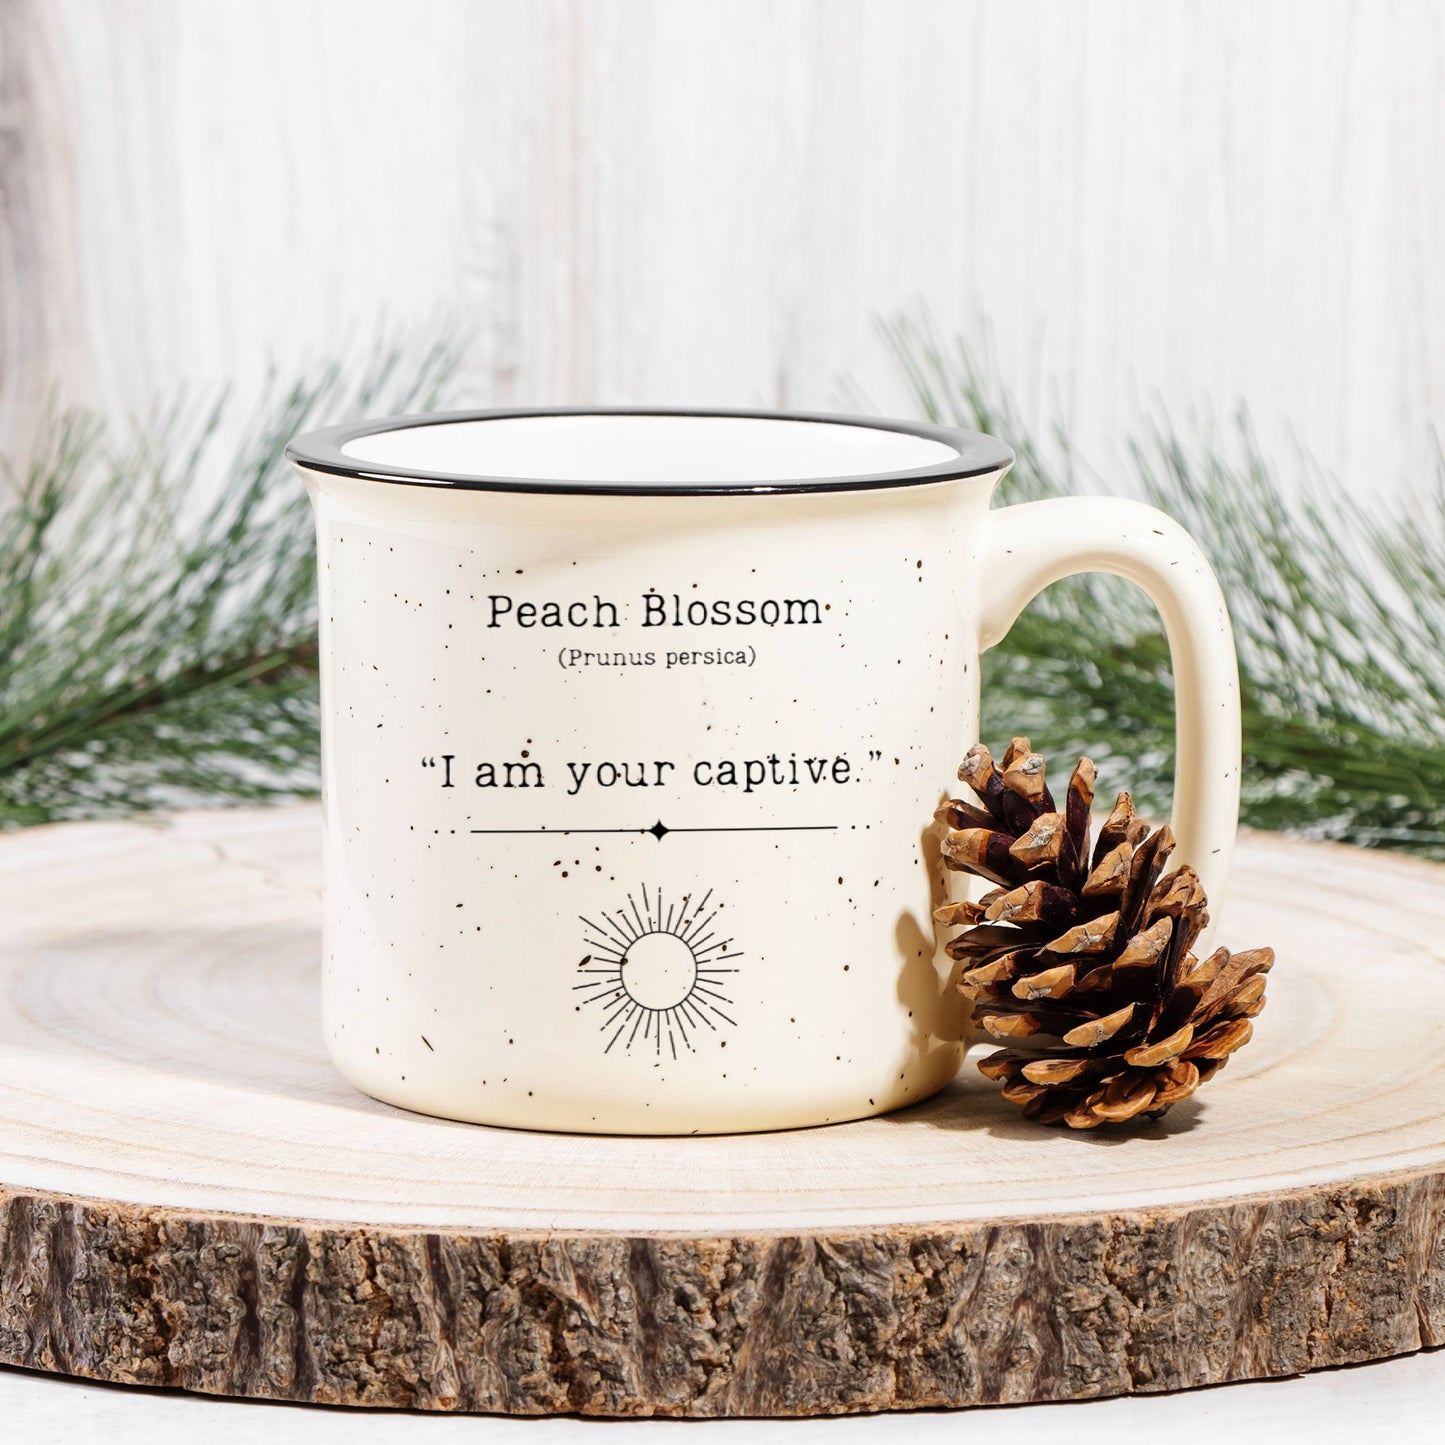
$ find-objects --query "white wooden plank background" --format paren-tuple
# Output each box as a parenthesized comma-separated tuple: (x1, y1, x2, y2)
(3, 0, 1442, 496)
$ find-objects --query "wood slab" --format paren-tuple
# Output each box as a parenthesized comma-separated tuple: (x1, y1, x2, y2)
(0, 806, 1442, 1416)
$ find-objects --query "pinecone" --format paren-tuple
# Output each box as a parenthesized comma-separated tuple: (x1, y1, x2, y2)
(935, 737, 1272, 1128)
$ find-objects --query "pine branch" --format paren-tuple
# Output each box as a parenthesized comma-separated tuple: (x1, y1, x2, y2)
(0, 340, 460, 826)
(6, 317, 1442, 861)
(881, 312, 1445, 857)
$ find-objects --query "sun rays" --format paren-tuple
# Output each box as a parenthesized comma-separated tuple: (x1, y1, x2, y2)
(575, 884, 741, 1058)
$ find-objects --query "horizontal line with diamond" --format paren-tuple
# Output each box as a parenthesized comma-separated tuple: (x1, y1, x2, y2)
(468, 820, 839, 838)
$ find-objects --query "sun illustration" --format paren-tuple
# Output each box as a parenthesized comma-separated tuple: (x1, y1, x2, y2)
(575, 885, 741, 1057)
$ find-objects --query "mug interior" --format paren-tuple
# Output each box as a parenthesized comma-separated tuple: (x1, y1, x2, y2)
(288, 407, 1014, 494)
(341, 413, 957, 484)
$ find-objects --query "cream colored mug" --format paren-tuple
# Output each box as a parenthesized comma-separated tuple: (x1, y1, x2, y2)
(286, 409, 1240, 1135)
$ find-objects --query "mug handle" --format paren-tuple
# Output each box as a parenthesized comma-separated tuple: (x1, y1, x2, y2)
(977, 495, 1241, 935)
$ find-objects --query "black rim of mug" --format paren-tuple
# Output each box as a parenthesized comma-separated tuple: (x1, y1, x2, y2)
(284, 406, 1014, 496)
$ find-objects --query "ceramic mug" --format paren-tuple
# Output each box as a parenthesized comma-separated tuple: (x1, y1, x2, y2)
(286, 408, 1240, 1135)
